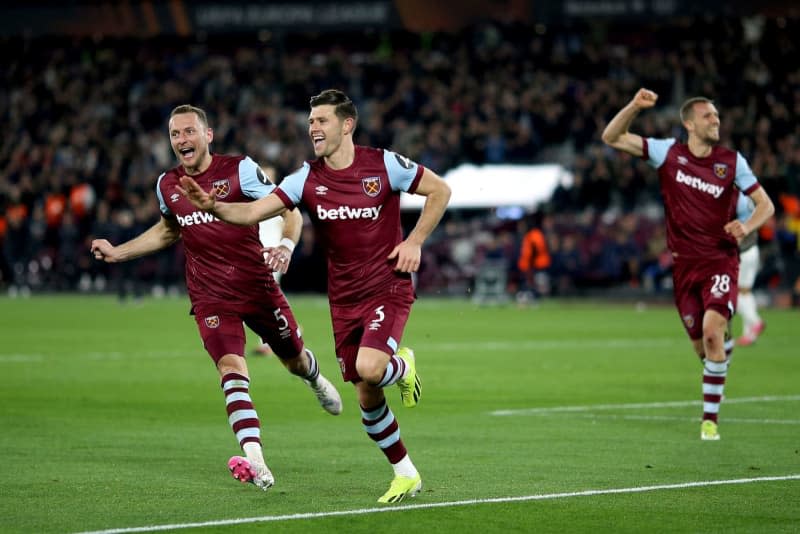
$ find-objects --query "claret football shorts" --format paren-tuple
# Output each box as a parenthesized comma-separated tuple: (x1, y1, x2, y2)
(672, 254, 739, 340)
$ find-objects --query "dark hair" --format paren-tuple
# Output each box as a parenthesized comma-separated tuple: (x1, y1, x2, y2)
(679, 97, 713, 123)
(169, 105, 209, 128)
(309, 89, 358, 124)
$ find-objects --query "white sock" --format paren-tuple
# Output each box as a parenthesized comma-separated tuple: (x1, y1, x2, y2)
(392, 454, 419, 478)
(738, 292, 760, 333)
(243, 442, 266, 465)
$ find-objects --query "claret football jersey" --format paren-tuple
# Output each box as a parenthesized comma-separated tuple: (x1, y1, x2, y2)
(274, 146, 425, 305)
(644, 138, 760, 259)
(156, 154, 276, 308)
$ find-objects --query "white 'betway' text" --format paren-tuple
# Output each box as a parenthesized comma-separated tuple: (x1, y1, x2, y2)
(675, 169, 724, 198)
(316, 205, 382, 221)
(176, 211, 219, 226)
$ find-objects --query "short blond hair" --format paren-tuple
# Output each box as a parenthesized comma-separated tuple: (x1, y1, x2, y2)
(679, 97, 713, 122)
(169, 105, 209, 128)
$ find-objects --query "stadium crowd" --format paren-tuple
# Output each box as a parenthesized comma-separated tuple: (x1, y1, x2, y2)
(1, 15, 799, 303)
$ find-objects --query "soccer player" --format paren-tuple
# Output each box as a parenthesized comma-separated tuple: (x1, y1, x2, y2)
(734, 191, 766, 346)
(90, 105, 342, 491)
(178, 89, 451, 502)
(602, 88, 774, 440)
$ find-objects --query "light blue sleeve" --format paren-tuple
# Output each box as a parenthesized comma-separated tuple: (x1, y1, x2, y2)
(239, 156, 276, 199)
(277, 162, 312, 205)
(155, 173, 170, 216)
(239, 156, 275, 203)
(736, 191, 755, 222)
(645, 138, 676, 168)
(734, 152, 758, 193)
(383, 149, 420, 191)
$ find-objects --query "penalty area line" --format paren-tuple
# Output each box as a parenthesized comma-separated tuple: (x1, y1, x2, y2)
(75, 474, 800, 534)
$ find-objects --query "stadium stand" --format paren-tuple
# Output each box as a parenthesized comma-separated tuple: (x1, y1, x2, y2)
(1, 12, 798, 305)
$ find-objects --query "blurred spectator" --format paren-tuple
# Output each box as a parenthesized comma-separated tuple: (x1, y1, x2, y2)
(56, 209, 82, 290)
(640, 225, 673, 293)
(86, 200, 114, 291)
(516, 213, 552, 304)
(777, 194, 800, 305)
(0, 15, 798, 302)
(108, 207, 143, 303)
(549, 233, 581, 296)
(2, 197, 31, 296)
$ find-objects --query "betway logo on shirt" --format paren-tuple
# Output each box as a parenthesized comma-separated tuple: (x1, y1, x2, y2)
(176, 211, 219, 226)
(317, 204, 382, 221)
(675, 169, 724, 198)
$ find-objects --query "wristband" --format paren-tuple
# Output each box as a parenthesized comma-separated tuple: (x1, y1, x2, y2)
(279, 237, 296, 253)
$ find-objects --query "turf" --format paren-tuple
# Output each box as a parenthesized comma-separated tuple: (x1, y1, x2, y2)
(1, 295, 798, 533)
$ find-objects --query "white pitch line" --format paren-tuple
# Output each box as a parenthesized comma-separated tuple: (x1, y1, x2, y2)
(0, 350, 195, 363)
(419, 338, 680, 351)
(74, 474, 800, 534)
(489, 395, 800, 416)
(550, 413, 800, 425)
(0, 354, 44, 362)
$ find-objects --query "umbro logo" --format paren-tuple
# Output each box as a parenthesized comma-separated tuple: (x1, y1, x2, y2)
(315, 185, 328, 195)
(677, 156, 688, 165)
(170, 193, 180, 203)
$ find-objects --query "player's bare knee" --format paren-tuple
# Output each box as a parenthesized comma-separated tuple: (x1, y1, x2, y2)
(355, 358, 384, 384)
(702, 327, 719, 343)
(703, 336, 721, 353)
(217, 353, 247, 377)
(702, 333, 725, 359)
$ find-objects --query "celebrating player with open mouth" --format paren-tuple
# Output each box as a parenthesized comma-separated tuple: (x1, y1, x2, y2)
(92, 105, 342, 492)
(179, 89, 451, 503)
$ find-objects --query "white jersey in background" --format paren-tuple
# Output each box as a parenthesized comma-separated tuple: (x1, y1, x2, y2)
(735, 191, 765, 346)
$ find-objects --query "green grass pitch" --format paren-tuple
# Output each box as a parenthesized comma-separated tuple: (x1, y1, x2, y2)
(1, 295, 798, 533)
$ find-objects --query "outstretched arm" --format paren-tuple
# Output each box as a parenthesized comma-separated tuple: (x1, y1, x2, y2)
(177, 175, 287, 226)
(601, 88, 658, 157)
(388, 168, 451, 273)
(91, 216, 181, 263)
